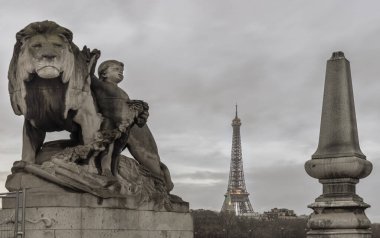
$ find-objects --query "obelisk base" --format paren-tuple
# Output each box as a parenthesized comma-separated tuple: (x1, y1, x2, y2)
(306, 178, 371, 238)
(307, 229, 371, 238)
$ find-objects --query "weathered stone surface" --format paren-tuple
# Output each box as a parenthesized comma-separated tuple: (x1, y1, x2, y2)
(0, 207, 193, 238)
(6, 161, 185, 212)
(308, 211, 371, 229)
(2, 190, 188, 214)
(26, 230, 55, 238)
(81, 208, 140, 230)
(307, 229, 371, 238)
(5, 172, 65, 193)
(305, 156, 372, 179)
(305, 52, 372, 237)
(55, 230, 81, 238)
(312, 51, 364, 159)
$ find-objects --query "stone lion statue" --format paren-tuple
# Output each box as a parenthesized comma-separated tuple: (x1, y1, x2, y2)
(8, 21, 102, 163)
(7, 21, 174, 195)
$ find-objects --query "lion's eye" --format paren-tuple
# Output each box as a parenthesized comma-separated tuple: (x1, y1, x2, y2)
(31, 43, 42, 48)
(53, 43, 63, 47)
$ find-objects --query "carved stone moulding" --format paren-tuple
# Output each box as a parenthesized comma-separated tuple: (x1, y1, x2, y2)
(305, 156, 372, 180)
(5, 171, 188, 213)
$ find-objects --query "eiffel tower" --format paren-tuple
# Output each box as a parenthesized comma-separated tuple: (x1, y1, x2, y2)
(221, 105, 254, 215)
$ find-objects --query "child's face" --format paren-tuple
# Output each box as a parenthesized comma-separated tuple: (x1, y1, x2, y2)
(105, 64, 124, 84)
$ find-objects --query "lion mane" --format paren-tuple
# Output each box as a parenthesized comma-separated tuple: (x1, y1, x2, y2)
(8, 20, 90, 118)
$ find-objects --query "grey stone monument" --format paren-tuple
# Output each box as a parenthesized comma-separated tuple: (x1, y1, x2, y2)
(305, 52, 372, 238)
(1, 21, 193, 238)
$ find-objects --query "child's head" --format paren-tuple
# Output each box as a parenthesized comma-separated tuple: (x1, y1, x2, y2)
(98, 60, 124, 84)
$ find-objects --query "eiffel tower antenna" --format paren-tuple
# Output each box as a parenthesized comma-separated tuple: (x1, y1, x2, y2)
(221, 106, 254, 215)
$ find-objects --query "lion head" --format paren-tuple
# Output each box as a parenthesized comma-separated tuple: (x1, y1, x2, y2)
(8, 21, 90, 117)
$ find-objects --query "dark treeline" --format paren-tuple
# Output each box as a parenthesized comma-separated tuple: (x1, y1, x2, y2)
(192, 209, 306, 238)
(191, 209, 380, 238)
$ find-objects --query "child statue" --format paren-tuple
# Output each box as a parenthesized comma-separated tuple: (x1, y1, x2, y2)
(91, 59, 174, 191)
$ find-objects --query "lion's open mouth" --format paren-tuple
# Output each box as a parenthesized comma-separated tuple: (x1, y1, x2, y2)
(36, 66, 60, 79)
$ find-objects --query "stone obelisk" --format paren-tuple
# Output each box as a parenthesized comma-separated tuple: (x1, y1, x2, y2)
(305, 51, 372, 238)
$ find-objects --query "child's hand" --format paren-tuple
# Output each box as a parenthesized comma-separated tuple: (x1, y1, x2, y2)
(128, 100, 150, 127)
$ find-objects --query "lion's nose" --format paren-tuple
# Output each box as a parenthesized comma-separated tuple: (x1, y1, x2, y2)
(42, 53, 57, 60)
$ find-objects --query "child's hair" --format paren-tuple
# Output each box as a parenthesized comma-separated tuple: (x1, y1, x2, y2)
(98, 60, 124, 80)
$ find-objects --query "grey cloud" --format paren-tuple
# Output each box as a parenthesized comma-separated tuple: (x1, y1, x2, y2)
(172, 171, 225, 181)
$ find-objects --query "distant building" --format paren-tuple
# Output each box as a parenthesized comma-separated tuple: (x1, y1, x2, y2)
(263, 208, 297, 220)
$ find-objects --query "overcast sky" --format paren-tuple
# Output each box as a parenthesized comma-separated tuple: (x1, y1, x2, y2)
(1, 0, 380, 221)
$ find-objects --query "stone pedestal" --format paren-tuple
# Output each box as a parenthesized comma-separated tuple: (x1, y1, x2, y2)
(0, 173, 193, 238)
(0, 207, 193, 238)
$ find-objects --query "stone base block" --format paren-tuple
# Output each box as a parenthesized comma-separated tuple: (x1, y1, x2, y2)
(307, 229, 371, 238)
(5, 172, 189, 213)
(307, 210, 371, 229)
(0, 207, 193, 238)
